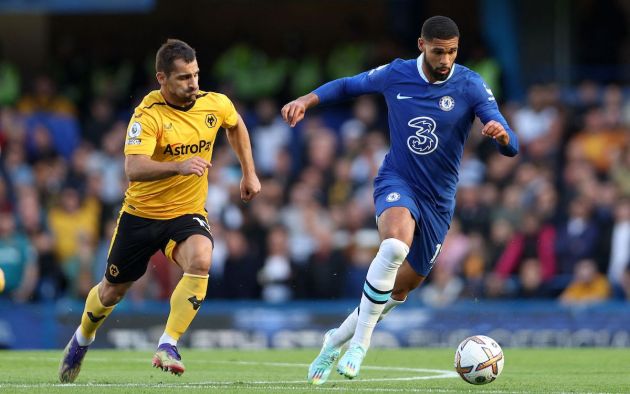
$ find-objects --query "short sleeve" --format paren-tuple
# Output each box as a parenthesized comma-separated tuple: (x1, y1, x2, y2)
(124, 108, 159, 156)
(219, 94, 239, 129)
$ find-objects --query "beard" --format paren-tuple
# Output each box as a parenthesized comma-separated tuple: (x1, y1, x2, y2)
(175, 88, 198, 105)
(183, 88, 198, 99)
(423, 57, 450, 81)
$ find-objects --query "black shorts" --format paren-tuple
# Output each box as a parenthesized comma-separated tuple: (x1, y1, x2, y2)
(105, 212, 213, 283)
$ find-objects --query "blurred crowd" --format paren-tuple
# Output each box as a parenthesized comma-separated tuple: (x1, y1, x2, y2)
(0, 42, 629, 307)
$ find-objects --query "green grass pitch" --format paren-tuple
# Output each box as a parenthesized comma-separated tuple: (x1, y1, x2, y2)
(1, 348, 629, 393)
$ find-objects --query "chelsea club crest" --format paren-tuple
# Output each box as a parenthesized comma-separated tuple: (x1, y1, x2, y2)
(386, 192, 401, 202)
(439, 96, 455, 111)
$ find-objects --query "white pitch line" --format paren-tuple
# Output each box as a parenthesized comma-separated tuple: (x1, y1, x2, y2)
(0, 358, 457, 388)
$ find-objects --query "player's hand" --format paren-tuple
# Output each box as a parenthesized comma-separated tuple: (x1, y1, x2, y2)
(481, 120, 510, 146)
(281, 97, 309, 127)
(240, 173, 261, 202)
(177, 156, 211, 176)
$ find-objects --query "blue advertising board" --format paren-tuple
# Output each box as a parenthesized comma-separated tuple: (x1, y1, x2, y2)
(1, 300, 629, 349)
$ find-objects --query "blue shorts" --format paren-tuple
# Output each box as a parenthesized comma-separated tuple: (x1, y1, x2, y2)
(373, 175, 450, 276)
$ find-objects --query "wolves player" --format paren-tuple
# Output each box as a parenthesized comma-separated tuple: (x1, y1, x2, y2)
(59, 39, 260, 383)
(282, 16, 518, 384)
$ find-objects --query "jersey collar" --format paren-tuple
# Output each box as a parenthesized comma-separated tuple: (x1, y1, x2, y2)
(416, 53, 456, 84)
(159, 90, 197, 112)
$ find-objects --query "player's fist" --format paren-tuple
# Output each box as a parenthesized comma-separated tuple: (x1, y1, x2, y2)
(481, 120, 510, 146)
(240, 174, 261, 202)
(177, 156, 211, 176)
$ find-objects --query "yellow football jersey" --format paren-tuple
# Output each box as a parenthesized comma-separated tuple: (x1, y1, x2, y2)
(123, 90, 238, 219)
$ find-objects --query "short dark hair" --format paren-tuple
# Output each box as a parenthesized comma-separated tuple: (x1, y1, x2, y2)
(421, 16, 459, 40)
(155, 39, 196, 75)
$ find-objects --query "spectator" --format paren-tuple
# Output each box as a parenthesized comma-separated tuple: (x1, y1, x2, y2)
(17, 75, 76, 117)
(512, 84, 560, 156)
(607, 198, 630, 293)
(455, 185, 490, 235)
(47, 183, 100, 267)
(25, 122, 58, 163)
(3, 142, 34, 188)
(339, 95, 380, 147)
(15, 186, 65, 300)
(328, 158, 354, 206)
(601, 84, 625, 128)
(296, 229, 346, 299)
(419, 262, 464, 307)
(279, 182, 321, 263)
(0, 211, 38, 302)
(610, 142, 630, 196)
(258, 225, 294, 302)
(91, 123, 126, 212)
(251, 98, 291, 176)
(465, 43, 502, 101)
(567, 106, 628, 174)
(221, 230, 261, 299)
(515, 258, 554, 299)
(19, 75, 81, 160)
(560, 259, 611, 305)
(554, 196, 600, 282)
(493, 213, 556, 287)
(82, 97, 117, 148)
(459, 232, 487, 298)
(349, 130, 387, 186)
(343, 229, 379, 298)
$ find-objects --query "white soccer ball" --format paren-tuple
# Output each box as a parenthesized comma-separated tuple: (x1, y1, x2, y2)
(454, 335, 504, 385)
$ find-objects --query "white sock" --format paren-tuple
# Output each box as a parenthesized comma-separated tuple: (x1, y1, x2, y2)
(350, 238, 409, 348)
(75, 326, 94, 346)
(159, 332, 178, 346)
(329, 307, 358, 348)
(329, 297, 406, 348)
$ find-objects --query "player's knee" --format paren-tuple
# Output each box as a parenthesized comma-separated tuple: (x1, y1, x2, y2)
(379, 238, 410, 267)
(185, 253, 211, 275)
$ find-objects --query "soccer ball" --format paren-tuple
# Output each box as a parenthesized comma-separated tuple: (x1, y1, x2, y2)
(454, 335, 504, 385)
(0, 267, 5, 293)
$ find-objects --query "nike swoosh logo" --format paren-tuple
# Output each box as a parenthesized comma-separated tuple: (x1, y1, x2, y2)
(397, 93, 412, 100)
(87, 312, 106, 323)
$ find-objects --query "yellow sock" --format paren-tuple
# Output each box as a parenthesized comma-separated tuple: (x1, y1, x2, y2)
(164, 273, 208, 340)
(79, 284, 115, 340)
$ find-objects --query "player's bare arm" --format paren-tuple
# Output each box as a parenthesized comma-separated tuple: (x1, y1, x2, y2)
(125, 154, 211, 181)
(281, 92, 320, 127)
(481, 120, 510, 146)
(226, 115, 261, 202)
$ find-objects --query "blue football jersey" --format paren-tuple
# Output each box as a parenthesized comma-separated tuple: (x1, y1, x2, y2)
(313, 54, 518, 214)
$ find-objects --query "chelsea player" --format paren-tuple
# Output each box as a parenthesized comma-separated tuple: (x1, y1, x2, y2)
(282, 16, 518, 384)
